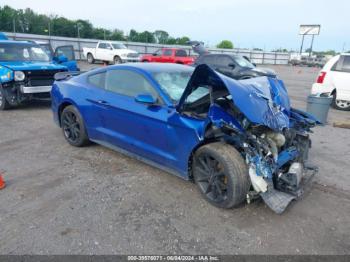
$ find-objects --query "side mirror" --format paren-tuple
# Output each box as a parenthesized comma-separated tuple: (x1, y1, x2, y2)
(53, 54, 68, 63)
(228, 63, 236, 69)
(108, 46, 113, 50)
(135, 93, 157, 104)
(252, 63, 257, 67)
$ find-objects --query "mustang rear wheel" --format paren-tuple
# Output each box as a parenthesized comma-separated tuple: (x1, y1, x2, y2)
(193, 142, 250, 208)
(61, 105, 90, 147)
(0, 85, 10, 110)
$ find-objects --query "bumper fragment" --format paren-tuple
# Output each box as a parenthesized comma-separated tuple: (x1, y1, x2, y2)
(20, 85, 52, 94)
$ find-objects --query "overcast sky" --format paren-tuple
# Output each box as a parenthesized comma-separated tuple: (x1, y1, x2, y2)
(1, 0, 348, 51)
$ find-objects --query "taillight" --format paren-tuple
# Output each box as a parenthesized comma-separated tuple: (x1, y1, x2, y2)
(316, 71, 327, 84)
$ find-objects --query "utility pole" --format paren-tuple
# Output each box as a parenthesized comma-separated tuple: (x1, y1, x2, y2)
(299, 34, 305, 54)
(309, 35, 315, 57)
(77, 23, 82, 60)
(13, 18, 16, 39)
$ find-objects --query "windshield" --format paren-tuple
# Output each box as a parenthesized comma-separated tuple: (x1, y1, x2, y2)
(0, 43, 50, 62)
(153, 68, 194, 102)
(233, 55, 255, 69)
(112, 43, 127, 49)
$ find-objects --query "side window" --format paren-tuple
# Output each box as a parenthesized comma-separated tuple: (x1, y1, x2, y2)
(98, 43, 107, 49)
(341, 56, 350, 72)
(217, 55, 233, 66)
(163, 49, 173, 56)
(105, 70, 159, 99)
(175, 49, 187, 57)
(88, 72, 106, 89)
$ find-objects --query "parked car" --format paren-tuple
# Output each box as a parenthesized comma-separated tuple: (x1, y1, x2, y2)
(187, 40, 276, 80)
(0, 40, 76, 110)
(141, 48, 194, 65)
(83, 41, 140, 64)
(311, 53, 350, 111)
(193, 53, 276, 80)
(51, 63, 319, 214)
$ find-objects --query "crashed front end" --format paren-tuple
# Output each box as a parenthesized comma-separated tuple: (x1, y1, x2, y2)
(182, 65, 319, 214)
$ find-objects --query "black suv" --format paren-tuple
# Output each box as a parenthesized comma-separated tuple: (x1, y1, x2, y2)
(193, 54, 276, 80)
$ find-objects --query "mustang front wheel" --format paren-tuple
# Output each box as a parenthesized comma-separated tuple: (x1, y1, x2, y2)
(61, 105, 90, 147)
(193, 142, 250, 208)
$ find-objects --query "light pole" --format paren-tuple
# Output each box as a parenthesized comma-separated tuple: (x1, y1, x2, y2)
(13, 18, 16, 39)
(76, 23, 82, 60)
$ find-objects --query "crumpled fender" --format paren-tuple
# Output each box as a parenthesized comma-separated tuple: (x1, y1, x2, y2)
(0, 65, 13, 83)
(178, 64, 293, 131)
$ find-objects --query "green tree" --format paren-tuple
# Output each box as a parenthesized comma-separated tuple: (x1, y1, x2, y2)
(176, 36, 190, 45)
(216, 40, 234, 49)
(110, 29, 125, 41)
(154, 30, 169, 44)
(166, 37, 177, 45)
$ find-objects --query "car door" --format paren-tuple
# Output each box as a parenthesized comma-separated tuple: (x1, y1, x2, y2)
(78, 70, 108, 141)
(331, 55, 350, 101)
(96, 43, 108, 61)
(162, 49, 173, 63)
(98, 68, 174, 166)
(152, 49, 163, 62)
(54, 45, 79, 71)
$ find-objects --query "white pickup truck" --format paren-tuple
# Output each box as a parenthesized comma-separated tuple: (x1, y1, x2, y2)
(83, 41, 140, 64)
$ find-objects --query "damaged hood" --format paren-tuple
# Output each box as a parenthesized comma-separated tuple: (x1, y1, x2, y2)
(0, 61, 67, 71)
(178, 64, 291, 131)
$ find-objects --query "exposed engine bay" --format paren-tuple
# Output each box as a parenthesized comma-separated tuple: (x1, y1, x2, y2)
(179, 64, 319, 213)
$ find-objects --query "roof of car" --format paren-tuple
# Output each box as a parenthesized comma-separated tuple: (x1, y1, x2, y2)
(109, 62, 194, 73)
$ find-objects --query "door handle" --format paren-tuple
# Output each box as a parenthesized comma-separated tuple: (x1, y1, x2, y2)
(86, 98, 110, 107)
(97, 100, 109, 105)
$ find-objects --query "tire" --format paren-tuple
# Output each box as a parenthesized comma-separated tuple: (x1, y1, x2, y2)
(61, 105, 90, 147)
(192, 142, 250, 208)
(87, 53, 95, 64)
(114, 56, 122, 64)
(332, 92, 350, 111)
(0, 85, 10, 110)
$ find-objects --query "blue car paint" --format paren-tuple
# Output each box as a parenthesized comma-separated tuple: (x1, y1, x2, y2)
(0, 32, 8, 40)
(179, 64, 292, 131)
(0, 41, 78, 78)
(0, 60, 68, 72)
(0, 65, 13, 83)
(52, 63, 317, 180)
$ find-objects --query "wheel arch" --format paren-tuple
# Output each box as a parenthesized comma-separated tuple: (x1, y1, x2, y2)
(57, 99, 81, 127)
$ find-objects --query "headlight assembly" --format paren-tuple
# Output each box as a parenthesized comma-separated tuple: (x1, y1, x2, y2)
(14, 71, 25, 81)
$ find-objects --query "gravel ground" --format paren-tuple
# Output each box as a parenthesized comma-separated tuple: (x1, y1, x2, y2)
(0, 62, 349, 255)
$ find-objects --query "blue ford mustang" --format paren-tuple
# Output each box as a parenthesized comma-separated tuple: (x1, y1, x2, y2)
(51, 63, 319, 213)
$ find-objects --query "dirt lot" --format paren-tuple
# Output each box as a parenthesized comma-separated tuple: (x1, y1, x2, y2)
(0, 62, 349, 255)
